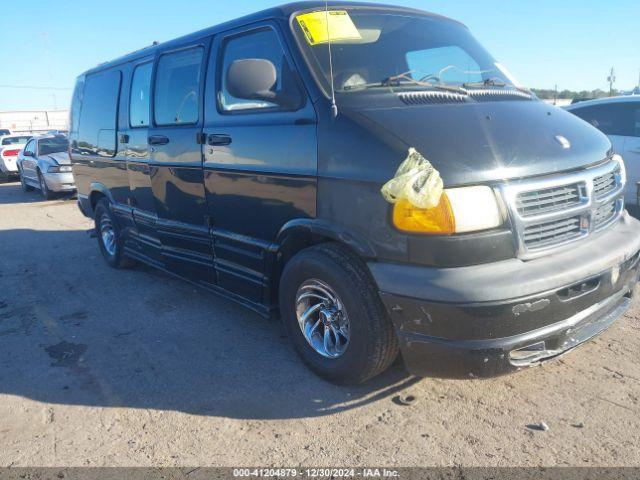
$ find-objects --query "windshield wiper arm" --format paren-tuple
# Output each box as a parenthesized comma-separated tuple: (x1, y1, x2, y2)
(463, 78, 507, 89)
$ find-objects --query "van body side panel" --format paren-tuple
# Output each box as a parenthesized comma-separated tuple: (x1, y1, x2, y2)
(203, 24, 318, 305)
(148, 42, 215, 285)
(70, 68, 131, 224)
(121, 58, 161, 263)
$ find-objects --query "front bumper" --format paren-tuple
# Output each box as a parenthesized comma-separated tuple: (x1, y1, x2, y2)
(369, 214, 640, 378)
(43, 172, 76, 192)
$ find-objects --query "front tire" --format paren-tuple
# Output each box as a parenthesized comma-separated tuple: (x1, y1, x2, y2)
(37, 170, 54, 200)
(279, 243, 399, 385)
(94, 199, 135, 269)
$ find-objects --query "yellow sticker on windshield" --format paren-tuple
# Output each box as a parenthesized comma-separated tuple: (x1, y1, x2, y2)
(296, 10, 362, 45)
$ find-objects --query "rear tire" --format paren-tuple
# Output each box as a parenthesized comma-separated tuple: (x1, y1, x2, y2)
(94, 198, 135, 269)
(279, 243, 399, 385)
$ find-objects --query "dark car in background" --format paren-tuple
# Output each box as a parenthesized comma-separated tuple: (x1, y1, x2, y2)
(69, 2, 640, 384)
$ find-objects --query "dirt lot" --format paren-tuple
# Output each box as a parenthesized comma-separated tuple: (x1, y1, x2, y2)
(0, 180, 639, 468)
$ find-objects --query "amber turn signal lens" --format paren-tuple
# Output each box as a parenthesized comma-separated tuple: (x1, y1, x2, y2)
(392, 195, 456, 234)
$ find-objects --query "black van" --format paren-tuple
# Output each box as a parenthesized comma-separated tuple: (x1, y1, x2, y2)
(71, 2, 640, 384)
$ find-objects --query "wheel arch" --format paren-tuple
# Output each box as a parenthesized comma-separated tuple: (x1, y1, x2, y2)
(276, 218, 377, 261)
(88, 182, 115, 211)
(270, 219, 377, 303)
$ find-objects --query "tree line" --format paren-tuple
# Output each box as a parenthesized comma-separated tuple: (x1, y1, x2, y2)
(531, 88, 619, 101)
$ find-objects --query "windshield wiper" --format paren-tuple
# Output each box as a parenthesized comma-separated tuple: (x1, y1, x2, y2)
(343, 79, 467, 95)
(463, 78, 507, 89)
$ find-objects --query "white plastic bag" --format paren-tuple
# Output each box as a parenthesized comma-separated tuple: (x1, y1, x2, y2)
(381, 148, 443, 209)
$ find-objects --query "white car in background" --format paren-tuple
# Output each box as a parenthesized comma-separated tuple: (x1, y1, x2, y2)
(566, 96, 640, 208)
(0, 134, 32, 180)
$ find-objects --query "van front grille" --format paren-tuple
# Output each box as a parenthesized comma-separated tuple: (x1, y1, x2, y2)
(516, 183, 583, 217)
(500, 157, 625, 259)
(523, 216, 583, 249)
(594, 201, 617, 229)
(594, 168, 619, 197)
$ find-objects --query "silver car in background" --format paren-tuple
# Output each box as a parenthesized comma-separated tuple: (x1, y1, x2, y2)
(17, 135, 75, 199)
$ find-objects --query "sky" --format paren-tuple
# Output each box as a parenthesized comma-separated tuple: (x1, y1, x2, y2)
(0, 0, 638, 111)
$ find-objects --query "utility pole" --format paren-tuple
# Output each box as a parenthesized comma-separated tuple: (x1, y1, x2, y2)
(607, 67, 616, 97)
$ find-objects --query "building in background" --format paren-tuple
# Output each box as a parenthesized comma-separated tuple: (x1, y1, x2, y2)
(0, 110, 69, 134)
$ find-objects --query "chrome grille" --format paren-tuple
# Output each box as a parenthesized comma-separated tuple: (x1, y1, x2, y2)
(593, 167, 619, 197)
(516, 183, 584, 217)
(500, 157, 625, 259)
(594, 201, 617, 229)
(523, 216, 583, 249)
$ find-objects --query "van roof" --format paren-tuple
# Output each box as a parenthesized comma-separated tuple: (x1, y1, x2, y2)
(81, 1, 462, 76)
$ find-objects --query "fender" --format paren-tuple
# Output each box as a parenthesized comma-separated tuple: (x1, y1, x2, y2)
(89, 182, 115, 207)
(276, 218, 377, 259)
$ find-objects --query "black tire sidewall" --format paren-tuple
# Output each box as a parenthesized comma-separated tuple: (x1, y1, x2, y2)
(94, 200, 126, 268)
(280, 250, 376, 384)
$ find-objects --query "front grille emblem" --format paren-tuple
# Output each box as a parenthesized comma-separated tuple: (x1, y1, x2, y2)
(555, 135, 571, 149)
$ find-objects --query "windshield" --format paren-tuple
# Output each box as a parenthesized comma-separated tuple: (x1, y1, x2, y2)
(2, 136, 31, 146)
(292, 9, 524, 94)
(38, 137, 69, 155)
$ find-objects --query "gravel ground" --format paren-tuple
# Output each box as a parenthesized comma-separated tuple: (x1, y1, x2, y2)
(0, 180, 639, 468)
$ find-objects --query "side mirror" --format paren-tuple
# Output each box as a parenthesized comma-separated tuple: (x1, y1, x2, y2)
(227, 59, 277, 103)
(23, 150, 33, 157)
(226, 58, 302, 110)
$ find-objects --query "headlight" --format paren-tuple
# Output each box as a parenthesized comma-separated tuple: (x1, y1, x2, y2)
(393, 185, 502, 234)
(47, 165, 73, 173)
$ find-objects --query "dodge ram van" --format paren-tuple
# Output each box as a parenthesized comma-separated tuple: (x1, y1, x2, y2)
(71, 2, 640, 384)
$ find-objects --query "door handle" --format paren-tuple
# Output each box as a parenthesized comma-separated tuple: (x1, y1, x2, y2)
(148, 135, 170, 145)
(207, 134, 232, 146)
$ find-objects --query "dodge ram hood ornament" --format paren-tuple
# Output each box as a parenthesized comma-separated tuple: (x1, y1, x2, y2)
(555, 135, 571, 149)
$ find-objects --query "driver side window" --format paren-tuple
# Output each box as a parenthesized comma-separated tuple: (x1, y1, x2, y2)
(219, 28, 302, 112)
(24, 140, 36, 156)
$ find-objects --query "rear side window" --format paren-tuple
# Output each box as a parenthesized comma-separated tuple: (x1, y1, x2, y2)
(632, 106, 640, 137)
(219, 28, 302, 112)
(571, 103, 636, 137)
(77, 70, 121, 157)
(130, 63, 152, 127)
(154, 48, 203, 125)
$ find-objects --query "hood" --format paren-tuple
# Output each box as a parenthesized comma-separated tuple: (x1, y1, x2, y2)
(44, 152, 71, 165)
(351, 100, 612, 186)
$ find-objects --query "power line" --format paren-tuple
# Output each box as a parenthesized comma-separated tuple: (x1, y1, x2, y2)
(0, 85, 71, 91)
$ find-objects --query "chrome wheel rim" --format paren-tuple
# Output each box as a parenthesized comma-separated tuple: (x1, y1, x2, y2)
(99, 215, 117, 257)
(295, 279, 350, 358)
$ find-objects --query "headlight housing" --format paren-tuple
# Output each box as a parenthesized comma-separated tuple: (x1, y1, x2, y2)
(47, 165, 73, 173)
(393, 185, 502, 234)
